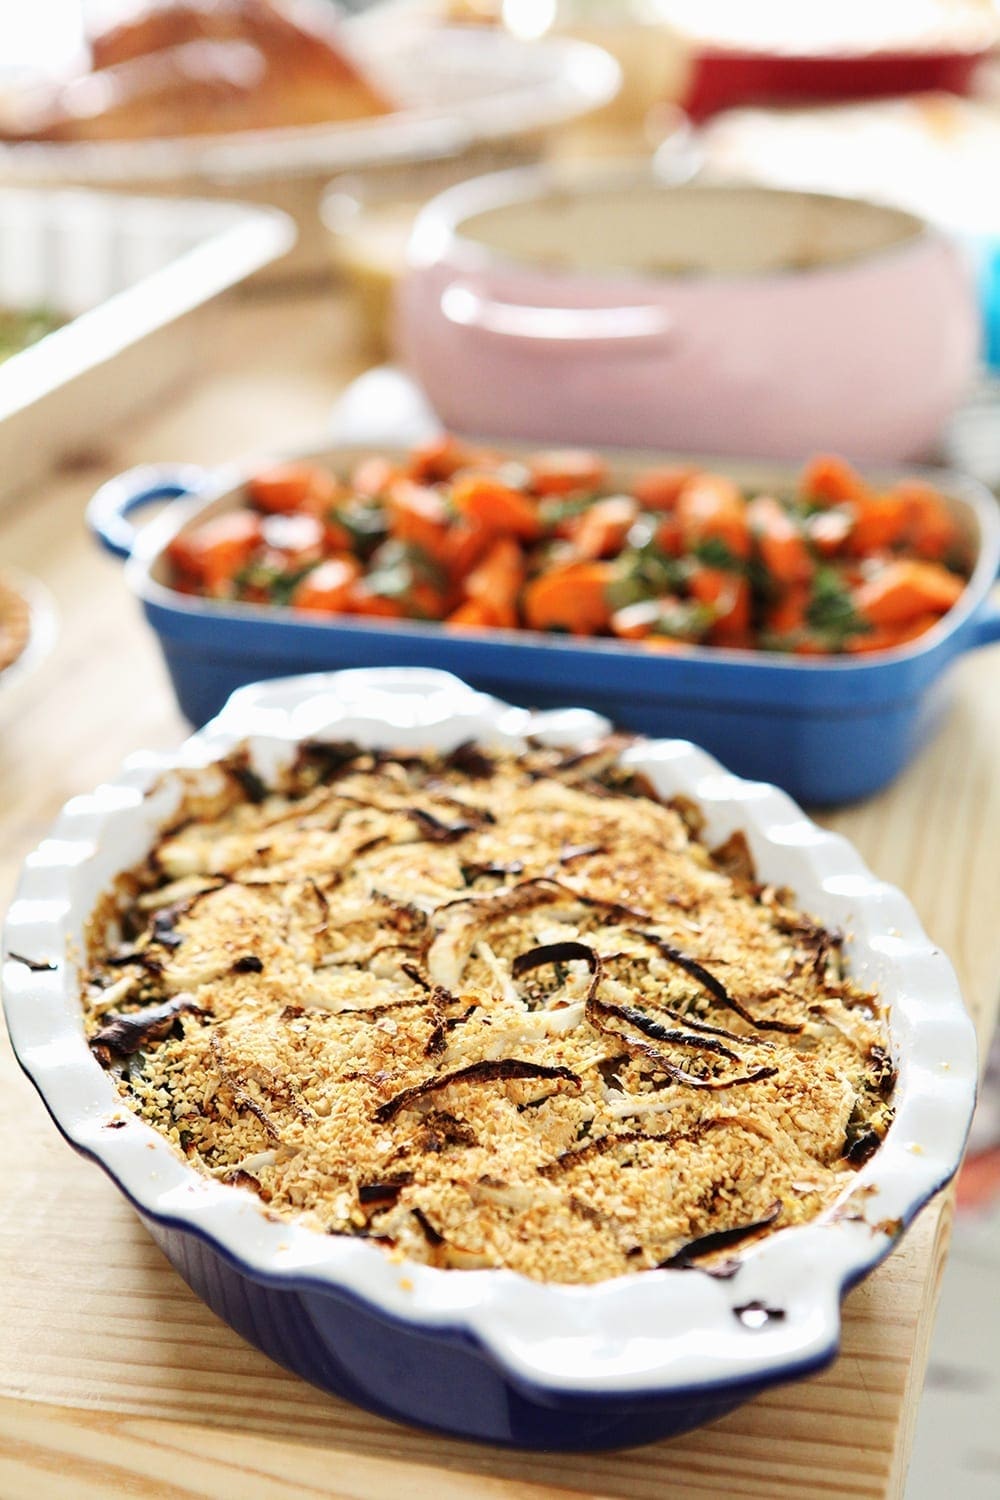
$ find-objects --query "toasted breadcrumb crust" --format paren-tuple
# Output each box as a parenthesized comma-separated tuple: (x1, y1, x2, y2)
(83, 739, 894, 1283)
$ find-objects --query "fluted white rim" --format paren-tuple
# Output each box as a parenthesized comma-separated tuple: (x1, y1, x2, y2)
(2, 668, 976, 1398)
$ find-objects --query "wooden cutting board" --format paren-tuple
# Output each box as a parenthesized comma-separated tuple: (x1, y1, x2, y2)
(1, 290, 998, 1500)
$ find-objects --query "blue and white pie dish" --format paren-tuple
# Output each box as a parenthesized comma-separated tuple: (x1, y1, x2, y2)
(2, 668, 977, 1449)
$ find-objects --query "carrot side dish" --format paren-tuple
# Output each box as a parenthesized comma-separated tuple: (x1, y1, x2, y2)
(166, 440, 972, 656)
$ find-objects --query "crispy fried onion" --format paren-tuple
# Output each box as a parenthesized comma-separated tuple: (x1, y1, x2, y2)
(658, 1199, 782, 1269)
(372, 1059, 581, 1124)
(90, 995, 209, 1062)
(511, 941, 778, 1091)
(629, 929, 803, 1034)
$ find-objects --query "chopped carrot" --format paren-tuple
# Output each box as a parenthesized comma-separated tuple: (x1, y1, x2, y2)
(408, 434, 473, 484)
(654, 513, 683, 555)
(807, 507, 854, 557)
(463, 537, 524, 628)
(689, 565, 752, 645)
(523, 561, 614, 635)
(386, 479, 451, 564)
(260, 513, 325, 564)
(844, 613, 941, 654)
(893, 480, 960, 560)
(167, 512, 262, 592)
(766, 583, 810, 636)
(291, 556, 361, 614)
(249, 463, 341, 516)
(799, 454, 869, 507)
(452, 474, 541, 540)
(677, 474, 751, 560)
(632, 465, 696, 511)
(610, 600, 661, 640)
(848, 492, 909, 555)
(343, 581, 406, 619)
(444, 518, 493, 578)
(351, 456, 400, 498)
(445, 599, 501, 630)
(573, 496, 639, 560)
(528, 450, 606, 496)
(853, 560, 965, 627)
(748, 495, 813, 586)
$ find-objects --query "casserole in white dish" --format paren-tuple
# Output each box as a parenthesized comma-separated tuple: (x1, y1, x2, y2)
(2, 668, 976, 1448)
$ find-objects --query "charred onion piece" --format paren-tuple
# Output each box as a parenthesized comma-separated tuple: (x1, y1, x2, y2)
(445, 742, 496, 779)
(659, 1200, 783, 1269)
(511, 940, 600, 979)
(631, 930, 802, 1034)
(90, 996, 208, 1061)
(373, 1059, 581, 1124)
(358, 1175, 413, 1205)
(587, 989, 778, 1091)
(408, 807, 477, 843)
(8, 951, 57, 972)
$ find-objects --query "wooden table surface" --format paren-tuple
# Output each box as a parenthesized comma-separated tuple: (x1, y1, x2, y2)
(1, 289, 998, 1500)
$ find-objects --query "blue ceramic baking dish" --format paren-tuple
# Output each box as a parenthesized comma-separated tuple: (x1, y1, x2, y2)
(88, 444, 1000, 804)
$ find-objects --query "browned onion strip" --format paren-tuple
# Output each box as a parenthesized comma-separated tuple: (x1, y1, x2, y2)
(511, 940, 600, 979)
(630, 930, 803, 1034)
(89, 995, 208, 1061)
(658, 1200, 783, 1269)
(589, 995, 743, 1063)
(587, 993, 778, 1092)
(373, 1059, 581, 1124)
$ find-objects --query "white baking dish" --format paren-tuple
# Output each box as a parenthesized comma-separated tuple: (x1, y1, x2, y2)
(0, 188, 293, 505)
(1, 668, 977, 1448)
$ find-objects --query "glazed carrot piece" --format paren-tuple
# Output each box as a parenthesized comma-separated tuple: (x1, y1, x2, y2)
(677, 475, 751, 560)
(168, 512, 262, 591)
(748, 495, 813, 586)
(766, 583, 810, 636)
(451, 474, 542, 540)
(688, 565, 752, 645)
(806, 507, 854, 557)
(343, 581, 406, 619)
(463, 537, 524, 628)
(845, 613, 941, 654)
(853, 560, 965, 627)
(573, 495, 639, 560)
(386, 479, 452, 564)
(523, 561, 615, 635)
(893, 480, 960, 560)
(799, 454, 870, 506)
(408, 434, 474, 484)
(610, 600, 661, 640)
(351, 455, 400, 499)
(249, 464, 340, 515)
(444, 517, 493, 578)
(632, 465, 696, 511)
(260, 513, 326, 563)
(528, 450, 606, 496)
(445, 599, 500, 630)
(848, 491, 909, 555)
(291, 556, 361, 613)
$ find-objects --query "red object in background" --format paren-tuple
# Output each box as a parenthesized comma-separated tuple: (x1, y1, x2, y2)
(684, 47, 988, 120)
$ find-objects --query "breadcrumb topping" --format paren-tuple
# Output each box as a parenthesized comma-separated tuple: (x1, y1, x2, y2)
(83, 739, 894, 1283)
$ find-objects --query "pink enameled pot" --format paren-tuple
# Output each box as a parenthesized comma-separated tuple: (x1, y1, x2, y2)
(398, 173, 978, 462)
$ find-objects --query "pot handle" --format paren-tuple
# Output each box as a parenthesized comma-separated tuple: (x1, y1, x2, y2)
(440, 283, 675, 352)
(88, 464, 210, 561)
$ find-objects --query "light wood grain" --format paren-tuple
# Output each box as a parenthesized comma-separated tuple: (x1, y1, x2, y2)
(0, 289, 996, 1500)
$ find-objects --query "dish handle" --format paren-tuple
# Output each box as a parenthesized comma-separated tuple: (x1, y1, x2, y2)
(440, 283, 675, 354)
(968, 588, 1000, 649)
(87, 464, 211, 561)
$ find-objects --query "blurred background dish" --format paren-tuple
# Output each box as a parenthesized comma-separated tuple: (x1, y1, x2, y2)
(697, 93, 1000, 370)
(399, 169, 979, 461)
(0, 187, 292, 503)
(0, 568, 57, 697)
(0, 3, 620, 277)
